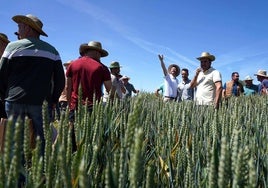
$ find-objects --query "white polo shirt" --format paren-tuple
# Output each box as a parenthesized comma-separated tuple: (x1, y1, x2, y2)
(163, 74, 179, 98)
(195, 67, 221, 105)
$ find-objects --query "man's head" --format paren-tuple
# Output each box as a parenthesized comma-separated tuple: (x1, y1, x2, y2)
(181, 68, 189, 80)
(231, 72, 240, 82)
(168, 64, 180, 77)
(254, 70, 267, 82)
(12, 14, 47, 39)
(244, 75, 253, 86)
(109, 61, 121, 75)
(197, 52, 215, 71)
(0, 33, 9, 56)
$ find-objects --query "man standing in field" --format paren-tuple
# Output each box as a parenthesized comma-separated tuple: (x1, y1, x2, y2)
(66, 41, 112, 151)
(158, 54, 180, 102)
(222, 72, 244, 98)
(243, 76, 258, 96)
(0, 14, 65, 157)
(120, 75, 139, 98)
(190, 52, 222, 109)
(254, 70, 268, 95)
(177, 68, 194, 102)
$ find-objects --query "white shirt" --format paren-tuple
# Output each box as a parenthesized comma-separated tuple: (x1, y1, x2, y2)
(163, 74, 179, 98)
(195, 67, 221, 105)
(103, 74, 124, 102)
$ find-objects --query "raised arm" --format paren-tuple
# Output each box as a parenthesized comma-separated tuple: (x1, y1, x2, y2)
(158, 54, 168, 76)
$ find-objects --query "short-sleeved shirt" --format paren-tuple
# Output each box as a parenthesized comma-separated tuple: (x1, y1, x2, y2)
(66, 56, 111, 110)
(163, 74, 179, 98)
(259, 78, 268, 94)
(195, 67, 222, 105)
(244, 84, 258, 96)
(178, 79, 194, 101)
(103, 74, 124, 102)
(124, 83, 136, 98)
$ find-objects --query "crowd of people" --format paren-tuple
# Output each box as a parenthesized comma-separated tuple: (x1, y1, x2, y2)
(0, 13, 268, 186)
(0, 14, 140, 154)
(155, 52, 268, 109)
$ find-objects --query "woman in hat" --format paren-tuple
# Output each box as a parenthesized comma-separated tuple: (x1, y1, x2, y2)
(158, 54, 180, 102)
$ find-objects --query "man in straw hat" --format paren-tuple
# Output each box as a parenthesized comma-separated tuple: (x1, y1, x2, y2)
(190, 52, 222, 109)
(0, 14, 65, 157)
(120, 75, 139, 98)
(103, 61, 126, 103)
(0, 33, 10, 119)
(254, 70, 268, 95)
(66, 41, 112, 151)
(243, 75, 258, 96)
(158, 54, 180, 102)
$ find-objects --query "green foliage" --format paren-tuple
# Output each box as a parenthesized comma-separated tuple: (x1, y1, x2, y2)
(0, 94, 267, 187)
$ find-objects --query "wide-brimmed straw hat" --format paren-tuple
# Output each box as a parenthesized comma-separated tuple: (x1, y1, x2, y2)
(63, 60, 73, 66)
(0, 33, 10, 43)
(244, 75, 253, 81)
(197, 52, 215, 62)
(79, 41, 108, 57)
(120, 75, 130, 81)
(254, 70, 268, 77)
(12, 14, 48, 37)
(109, 61, 121, 69)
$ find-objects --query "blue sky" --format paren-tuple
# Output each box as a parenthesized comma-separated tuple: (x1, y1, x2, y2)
(2, 0, 268, 92)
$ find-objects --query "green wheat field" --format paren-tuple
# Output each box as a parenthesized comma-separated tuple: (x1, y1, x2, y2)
(0, 93, 267, 187)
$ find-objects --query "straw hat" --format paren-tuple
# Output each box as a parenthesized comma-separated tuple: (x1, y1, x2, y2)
(12, 14, 48, 37)
(79, 41, 108, 57)
(120, 75, 130, 81)
(197, 52, 215, 61)
(63, 60, 73, 66)
(109, 61, 121, 69)
(0, 33, 10, 43)
(254, 70, 267, 77)
(244, 75, 253, 81)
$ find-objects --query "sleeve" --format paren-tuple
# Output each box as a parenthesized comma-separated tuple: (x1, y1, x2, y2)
(213, 70, 222, 83)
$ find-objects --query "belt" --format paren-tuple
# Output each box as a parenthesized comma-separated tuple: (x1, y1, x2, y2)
(164, 96, 176, 100)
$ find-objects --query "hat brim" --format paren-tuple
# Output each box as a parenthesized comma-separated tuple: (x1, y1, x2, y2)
(80, 46, 108, 57)
(12, 15, 48, 37)
(197, 55, 215, 62)
(120, 77, 130, 80)
(254, 73, 268, 77)
(109, 66, 121, 69)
